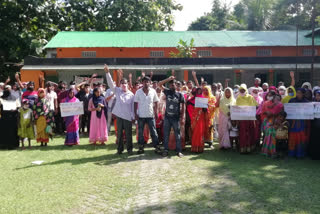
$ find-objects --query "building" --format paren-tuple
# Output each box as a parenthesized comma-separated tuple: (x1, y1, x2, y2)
(21, 30, 320, 88)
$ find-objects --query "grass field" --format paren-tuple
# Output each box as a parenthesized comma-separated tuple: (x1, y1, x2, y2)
(1, 132, 320, 214)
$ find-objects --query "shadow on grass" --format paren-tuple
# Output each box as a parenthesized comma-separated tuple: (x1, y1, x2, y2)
(14, 145, 166, 170)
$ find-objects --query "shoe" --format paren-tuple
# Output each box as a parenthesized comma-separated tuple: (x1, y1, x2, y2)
(177, 152, 184, 158)
(137, 149, 144, 154)
(155, 146, 162, 155)
(162, 150, 168, 157)
(117, 150, 123, 155)
(127, 151, 133, 156)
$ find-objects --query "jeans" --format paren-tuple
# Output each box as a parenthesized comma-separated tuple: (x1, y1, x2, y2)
(138, 117, 159, 148)
(163, 117, 182, 153)
(116, 116, 133, 152)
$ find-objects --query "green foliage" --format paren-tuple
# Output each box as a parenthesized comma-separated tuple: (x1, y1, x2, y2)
(170, 38, 196, 58)
(188, 0, 320, 31)
(0, 0, 182, 81)
(188, 0, 246, 30)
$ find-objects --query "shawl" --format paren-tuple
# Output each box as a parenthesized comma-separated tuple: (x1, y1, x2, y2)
(219, 87, 236, 115)
(282, 86, 296, 104)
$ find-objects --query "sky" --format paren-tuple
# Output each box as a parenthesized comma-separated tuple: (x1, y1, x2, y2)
(173, 0, 240, 31)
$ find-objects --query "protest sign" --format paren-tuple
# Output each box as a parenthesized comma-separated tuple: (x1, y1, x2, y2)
(313, 102, 320, 119)
(284, 103, 314, 120)
(195, 97, 208, 108)
(230, 105, 256, 120)
(60, 101, 84, 117)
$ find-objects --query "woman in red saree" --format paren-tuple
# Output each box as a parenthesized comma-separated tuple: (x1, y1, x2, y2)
(191, 88, 206, 153)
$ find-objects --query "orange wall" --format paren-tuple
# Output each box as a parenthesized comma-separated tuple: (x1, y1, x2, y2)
(56, 46, 320, 58)
(20, 70, 44, 89)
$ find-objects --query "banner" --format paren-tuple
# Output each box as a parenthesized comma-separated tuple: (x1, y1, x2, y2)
(314, 102, 320, 119)
(195, 97, 208, 108)
(74, 76, 103, 85)
(284, 103, 314, 120)
(230, 106, 256, 120)
(60, 102, 84, 117)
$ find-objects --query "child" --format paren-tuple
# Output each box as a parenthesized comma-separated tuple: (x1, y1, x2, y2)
(228, 120, 239, 150)
(17, 100, 35, 149)
(274, 111, 289, 158)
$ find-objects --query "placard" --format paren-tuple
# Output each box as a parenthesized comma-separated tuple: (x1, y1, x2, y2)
(2, 100, 17, 111)
(284, 103, 314, 120)
(314, 102, 320, 119)
(230, 105, 256, 120)
(60, 101, 84, 117)
(195, 97, 208, 108)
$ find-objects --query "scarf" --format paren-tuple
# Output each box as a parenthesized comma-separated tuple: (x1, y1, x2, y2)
(220, 87, 236, 115)
(282, 86, 296, 104)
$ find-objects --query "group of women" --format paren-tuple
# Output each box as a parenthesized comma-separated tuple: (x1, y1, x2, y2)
(183, 80, 320, 160)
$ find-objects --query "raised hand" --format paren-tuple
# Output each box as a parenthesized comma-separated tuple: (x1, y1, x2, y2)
(141, 72, 145, 77)
(171, 69, 175, 76)
(129, 73, 132, 79)
(201, 77, 204, 82)
(15, 73, 20, 81)
(290, 71, 294, 78)
(104, 64, 109, 73)
(192, 71, 196, 76)
(169, 76, 175, 81)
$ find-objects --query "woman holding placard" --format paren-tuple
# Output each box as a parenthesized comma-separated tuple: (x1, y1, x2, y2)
(235, 84, 258, 154)
(88, 88, 108, 145)
(61, 89, 80, 146)
(288, 88, 310, 158)
(309, 90, 320, 160)
(191, 88, 206, 153)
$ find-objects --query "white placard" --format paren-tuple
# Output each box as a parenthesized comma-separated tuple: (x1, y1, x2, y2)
(195, 97, 208, 108)
(230, 105, 256, 120)
(284, 103, 314, 120)
(313, 102, 320, 119)
(60, 101, 84, 117)
(2, 100, 17, 111)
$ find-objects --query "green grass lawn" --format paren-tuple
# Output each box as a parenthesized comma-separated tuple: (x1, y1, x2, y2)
(1, 132, 320, 214)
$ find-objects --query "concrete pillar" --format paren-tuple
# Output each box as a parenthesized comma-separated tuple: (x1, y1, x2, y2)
(268, 69, 274, 86)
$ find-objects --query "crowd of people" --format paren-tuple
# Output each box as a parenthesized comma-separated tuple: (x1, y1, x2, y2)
(0, 67, 320, 160)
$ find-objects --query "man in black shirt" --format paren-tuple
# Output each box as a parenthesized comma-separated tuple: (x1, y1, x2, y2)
(159, 76, 185, 157)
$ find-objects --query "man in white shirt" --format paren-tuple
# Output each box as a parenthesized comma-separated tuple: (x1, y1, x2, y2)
(105, 65, 135, 155)
(45, 82, 58, 114)
(134, 76, 161, 155)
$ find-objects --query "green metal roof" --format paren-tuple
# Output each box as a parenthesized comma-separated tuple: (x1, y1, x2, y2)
(44, 30, 320, 49)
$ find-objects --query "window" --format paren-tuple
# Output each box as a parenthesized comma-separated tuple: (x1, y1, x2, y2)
(197, 50, 212, 57)
(150, 51, 164, 58)
(81, 51, 96, 58)
(302, 49, 318, 56)
(256, 49, 272, 57)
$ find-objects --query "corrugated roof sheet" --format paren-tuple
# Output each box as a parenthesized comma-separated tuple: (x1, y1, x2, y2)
(44, 31, 320, 49)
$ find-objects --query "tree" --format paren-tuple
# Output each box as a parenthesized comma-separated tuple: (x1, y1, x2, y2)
(188, 0, 245, 30)
(0, 0, 182, 81)
(170, 38, 196, 58)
